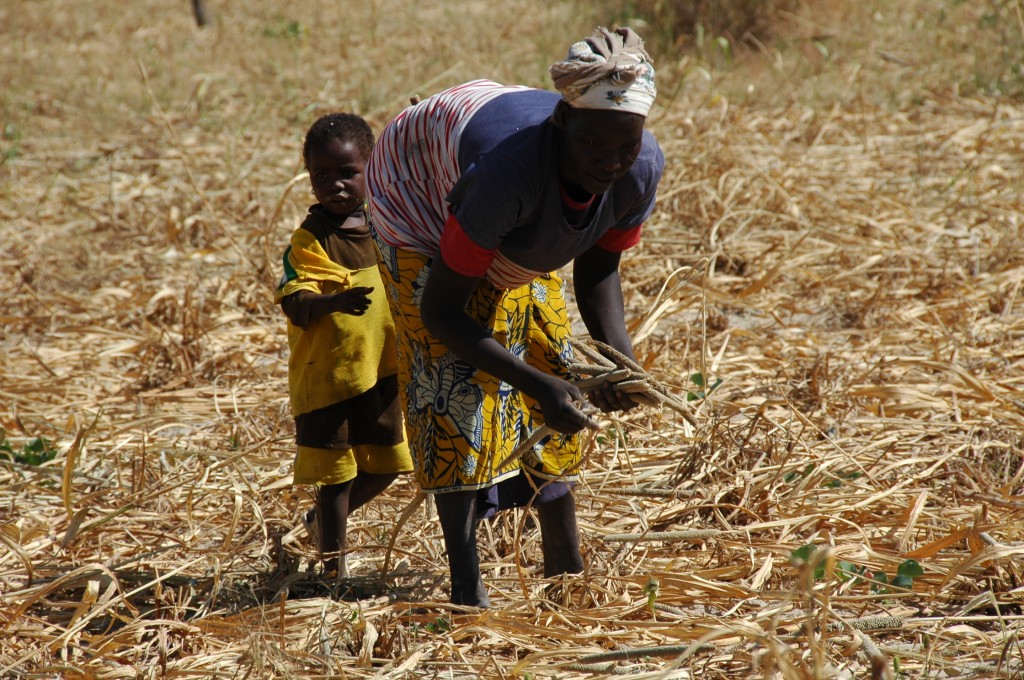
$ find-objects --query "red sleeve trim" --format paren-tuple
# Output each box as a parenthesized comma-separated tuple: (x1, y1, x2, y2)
(439, 213, 496, 278)
(596, 224, 643, 252)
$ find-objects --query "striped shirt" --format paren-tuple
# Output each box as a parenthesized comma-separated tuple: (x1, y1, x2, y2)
(367, 79, 663, 289)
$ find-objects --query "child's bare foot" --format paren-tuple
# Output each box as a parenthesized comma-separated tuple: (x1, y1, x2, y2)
(301, 507, 319, 546)
(322, 554, 349, 579)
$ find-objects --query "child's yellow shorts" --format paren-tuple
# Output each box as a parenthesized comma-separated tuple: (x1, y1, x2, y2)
(293, 442, 413, 486)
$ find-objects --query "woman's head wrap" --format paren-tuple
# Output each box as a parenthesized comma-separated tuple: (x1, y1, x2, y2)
(550, 27, 657, 117)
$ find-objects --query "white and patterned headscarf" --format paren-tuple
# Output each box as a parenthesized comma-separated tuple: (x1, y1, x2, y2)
(550, 27, 657, 116)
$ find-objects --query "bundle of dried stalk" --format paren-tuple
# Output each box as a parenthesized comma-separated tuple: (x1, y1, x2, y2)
(568, 337, 696, 423)
(498, 337, 698, 469)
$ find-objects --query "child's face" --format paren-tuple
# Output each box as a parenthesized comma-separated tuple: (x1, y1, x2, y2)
(307, 137, 367, 216)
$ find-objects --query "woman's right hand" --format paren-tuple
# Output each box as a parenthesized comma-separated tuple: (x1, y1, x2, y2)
(420, 258, 598, 435)
(533, 374, 600, 435)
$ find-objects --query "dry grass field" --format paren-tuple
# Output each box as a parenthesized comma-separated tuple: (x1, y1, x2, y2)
(2, 0, 1024, 677)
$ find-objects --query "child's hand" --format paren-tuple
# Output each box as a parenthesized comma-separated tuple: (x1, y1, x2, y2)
(333, 287, 374, 315)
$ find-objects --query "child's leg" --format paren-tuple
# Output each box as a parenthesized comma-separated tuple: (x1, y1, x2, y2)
(318, 472, 399, 575)
(318, 480, 354, 576)
(536, 491, 584, 577)
(434, 490, 490, 608)
(348, 471, 399, 512)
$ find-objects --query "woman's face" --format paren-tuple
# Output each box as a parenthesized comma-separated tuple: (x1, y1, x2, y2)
(554, 103, 645, 195)
(307, 137, 367, 216)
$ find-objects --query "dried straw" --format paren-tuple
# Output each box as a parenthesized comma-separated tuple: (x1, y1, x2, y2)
(2, 2, 1024, 678)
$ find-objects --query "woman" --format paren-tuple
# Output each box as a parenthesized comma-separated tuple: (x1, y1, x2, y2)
(367, 27, 664, 608)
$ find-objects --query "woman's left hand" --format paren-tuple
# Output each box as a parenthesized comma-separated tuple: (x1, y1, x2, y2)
(573, 246, 643, 414)
(586, 382, 641, 414)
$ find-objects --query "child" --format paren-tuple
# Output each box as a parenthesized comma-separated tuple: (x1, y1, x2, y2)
(275, 112, 413, 578)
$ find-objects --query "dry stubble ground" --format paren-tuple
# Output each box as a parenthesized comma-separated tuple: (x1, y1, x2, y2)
(1, 1, 1024, 678)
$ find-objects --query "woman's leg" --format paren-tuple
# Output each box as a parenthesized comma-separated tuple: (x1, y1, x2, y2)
(434, 489, 490, 608)
(536, 491, 584, 577)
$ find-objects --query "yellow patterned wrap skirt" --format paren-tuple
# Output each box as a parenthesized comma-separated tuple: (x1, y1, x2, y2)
(374, 241, 582, 492)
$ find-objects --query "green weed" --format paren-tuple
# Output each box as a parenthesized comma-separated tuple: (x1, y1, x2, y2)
(263, 17, 305, 41)
(644, 575, 660, 610)
(425, 617, 451, 634)
(686, 372, 722, 402)
(790, 544, 924, 594)
(0, 434, 59, 466)
(783, 463, 862, 488)
(2, 122, 21, 164)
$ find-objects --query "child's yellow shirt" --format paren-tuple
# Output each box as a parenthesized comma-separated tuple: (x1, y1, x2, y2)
(275, 221, 398, 417)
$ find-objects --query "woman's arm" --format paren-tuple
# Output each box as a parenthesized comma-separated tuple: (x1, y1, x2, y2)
(573, 245, 640, 413)
(420, 258, 598, 434)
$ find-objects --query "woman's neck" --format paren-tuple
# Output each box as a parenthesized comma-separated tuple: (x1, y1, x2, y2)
(560, 180, 593, 206)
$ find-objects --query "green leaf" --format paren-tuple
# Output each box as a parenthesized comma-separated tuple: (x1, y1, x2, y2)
(870, 570, 889, 593)
(263, 17, 305, 40)
(645, 576, 659, 609)
(22, 438, 57, 465)
(714, 36, 732, 61)
(897, 559, 924, 580)
(824, 470, 864, 488)
(790, 544, 816, 564)
(836, 561, 860, 582)
(891, 575, 914, 590)
(685, 374, 720, 403)
(427, 616, 452, 634)
(785, 463, 816, 483)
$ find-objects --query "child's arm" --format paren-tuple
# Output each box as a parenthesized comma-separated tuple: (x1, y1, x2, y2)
(280, 287, 374, 329)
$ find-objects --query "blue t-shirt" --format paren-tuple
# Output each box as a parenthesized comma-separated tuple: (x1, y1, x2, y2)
(447, 89, 664, 275)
